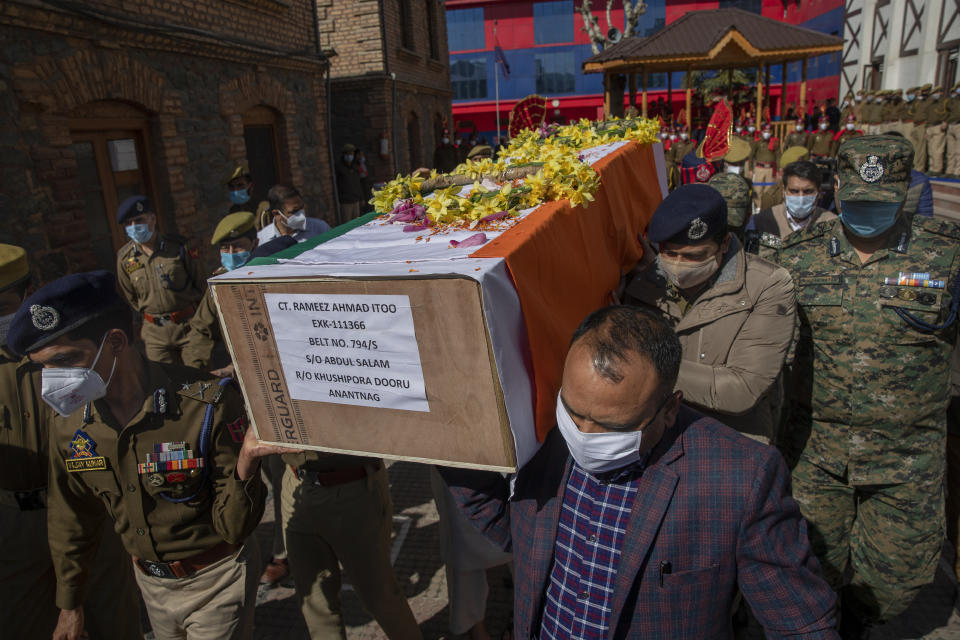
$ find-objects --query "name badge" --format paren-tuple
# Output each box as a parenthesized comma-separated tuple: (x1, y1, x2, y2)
(66, 457, 108, 473)
(66, 429, 108, 473)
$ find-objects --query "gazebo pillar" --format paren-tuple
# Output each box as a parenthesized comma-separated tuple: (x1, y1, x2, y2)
(781, 61, 788, 120)
(641, 68, 648, 118)
(685, 67, 692, 130)
(756, 67, 763, 126)
(667, 71, 673, 124)
(800, 58, 808, 120)
(764, 64, 771, 118)
(628, 73, 637, 109)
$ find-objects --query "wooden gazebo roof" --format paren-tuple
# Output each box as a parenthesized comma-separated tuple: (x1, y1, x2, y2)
(583, 8, 843, 74)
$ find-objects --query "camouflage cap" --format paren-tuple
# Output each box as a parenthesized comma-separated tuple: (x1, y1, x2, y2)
(707, 173, 752, 228)
(835, 135, 913, 204)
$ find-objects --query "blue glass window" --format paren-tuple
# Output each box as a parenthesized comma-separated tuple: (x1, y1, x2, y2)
(535, 51, 576, 94)
(534, 1, 574, 45)
(718, 0, 761, 13)
(447, 8, 485, 51)
(630, 0, 665, 37)
(451, 58, 488, 99)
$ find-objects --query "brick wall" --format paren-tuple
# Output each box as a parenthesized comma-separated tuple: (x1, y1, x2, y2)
(0, 1, 331, 280)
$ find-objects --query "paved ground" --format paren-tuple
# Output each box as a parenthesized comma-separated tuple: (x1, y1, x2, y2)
(145, 460, 960, 639)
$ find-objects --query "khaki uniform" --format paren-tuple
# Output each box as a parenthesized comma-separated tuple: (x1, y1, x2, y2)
(907, 98, 929, 170)
(281, 451, 422, 639)
(831, 129, 862, 157)
(0, 347, 142, 639)
(947, 96, 960, 176)
(880, 100, 902, 134)
(861, 101, 881, 134)
(622, 237, 797, 443)
(47, 362, 266, 638)
(784, 130, 809, 148)
(807, 130, 833, 158)
(182, 269, 226, 370)
(751, 139, 778, 208)
(117, 235, 205, 365)
(925, 97, 950, 174)
(748, 203, 835, 262)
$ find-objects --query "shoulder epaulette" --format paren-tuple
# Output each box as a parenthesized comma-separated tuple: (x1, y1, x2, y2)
(177, 380, 225, 405)
(781, 217, 835, 249)
(118, 240, 136, 257)
(759, 231, 782, 249)
(913, 215, 960, 240)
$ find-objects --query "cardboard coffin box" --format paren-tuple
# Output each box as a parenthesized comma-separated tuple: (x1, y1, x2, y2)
(211, 140, 665, 472)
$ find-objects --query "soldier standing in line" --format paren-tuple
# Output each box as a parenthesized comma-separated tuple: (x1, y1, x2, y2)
(860, 92, 879, 135)
(807, 115, 834, 159)
(831, 113, 863, 156)
(434, 128, 460, 174)
(946, 82, 960, 178)
(0, 247, 142, 640)
(785, 118, 809, 148)
(8, 271, 280, 640)
(115, 196, 205, 365)
(925, 85, 950, 177)
(750, 122, 778, 209)
(777, 135, 960, 637)
(908, 84, 932, 171)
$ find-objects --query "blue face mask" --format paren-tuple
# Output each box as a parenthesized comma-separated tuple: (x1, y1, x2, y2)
(125, 223, 153, 244)
(838, 200, 901, 238)
(220, 251, 251, 271)
(229, 189, 251, 205)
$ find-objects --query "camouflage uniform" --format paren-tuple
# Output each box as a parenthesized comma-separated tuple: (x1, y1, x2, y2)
(777, 136, 960, 625)
(707, 172, 752, 240)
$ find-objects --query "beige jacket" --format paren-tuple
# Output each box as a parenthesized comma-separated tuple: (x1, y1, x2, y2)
(623, 237, 797, 443)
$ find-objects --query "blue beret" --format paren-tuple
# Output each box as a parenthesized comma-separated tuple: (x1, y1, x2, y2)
(647, 184, 728, 245)
(117, 195, 152, 224)
(7, 271, 122, 356)
(250, 235, 297, 260)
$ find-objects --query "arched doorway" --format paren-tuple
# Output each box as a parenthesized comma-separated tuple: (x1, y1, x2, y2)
(242, 105, 288, 201)
(407, 111, 422, 173)
(69, 100, 157, 271)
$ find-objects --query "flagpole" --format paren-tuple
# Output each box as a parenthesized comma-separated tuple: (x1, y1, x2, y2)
(494, 21, 501, 143)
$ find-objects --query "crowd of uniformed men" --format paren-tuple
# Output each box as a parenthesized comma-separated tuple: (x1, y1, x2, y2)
(0, 82, 959, 640)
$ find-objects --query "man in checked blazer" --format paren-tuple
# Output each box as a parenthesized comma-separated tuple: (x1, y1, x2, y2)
(442, 305, 838, 639)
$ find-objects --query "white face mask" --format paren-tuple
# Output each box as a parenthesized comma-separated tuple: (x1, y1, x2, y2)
(556, 393, 644, 475)
(41, 336, 117, 417)
(748, 126, 756, 133)
(762, 132, 771, 140)
(680, 132, 688, 140)
(0, 312, 14, 344)
(819, 123, 828, 130)
(657, 252, 720, 289)
(726, 164, 742, 175)
(846, 123, 855, 130)
(280, 209, 307, 231)
(795, 124, 803, 131)
(442, 137, 450, 144)
(785, 194, 817, 220)
(736, 127, 743, 134)
(343, 154, 354, 164)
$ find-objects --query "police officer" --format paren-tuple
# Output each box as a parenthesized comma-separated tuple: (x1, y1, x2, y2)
(115, 196, 205, 365)
(620, 184, 796, 445)
(807, 115, 833, 159)
(751, 123, 778, 208)
(281, 454, 422, 637)
(224, 164, 271, 229)
(434, 128, 459, 174)
(8, 271, 279, 640)
(830, 113, 862, 156)
(924, 84, 950, 176)
(0, 247, 142, 640)
(946, 82, 960, 178)
(785, 119, 809, 148)
(777, 135, 960, 636)
(182, 212, 260, 373)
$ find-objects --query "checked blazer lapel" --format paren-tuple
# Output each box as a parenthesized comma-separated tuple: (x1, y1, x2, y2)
(514, 451, 573, 634)
(607, 427, 685, 634)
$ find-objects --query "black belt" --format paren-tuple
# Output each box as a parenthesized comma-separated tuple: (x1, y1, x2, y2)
(293, 461, 380, 487)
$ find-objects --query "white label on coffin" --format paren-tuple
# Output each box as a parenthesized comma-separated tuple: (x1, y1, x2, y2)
(265, 293, 429, 412)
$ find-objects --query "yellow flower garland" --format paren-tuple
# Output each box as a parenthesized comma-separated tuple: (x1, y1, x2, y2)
(370, 117, 661, 227)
